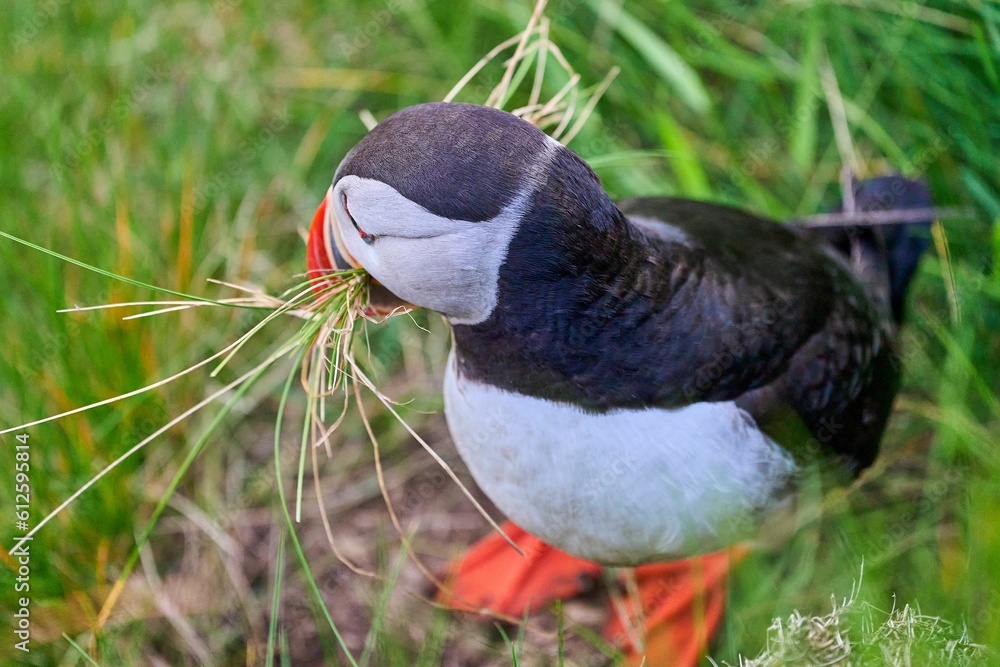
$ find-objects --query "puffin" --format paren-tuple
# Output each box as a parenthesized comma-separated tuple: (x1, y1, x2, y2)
(304, 102, 932, 665)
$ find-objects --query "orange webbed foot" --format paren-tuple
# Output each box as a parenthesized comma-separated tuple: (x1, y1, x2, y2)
(604, 545, 748, 666)
(437, 521, 602, 617)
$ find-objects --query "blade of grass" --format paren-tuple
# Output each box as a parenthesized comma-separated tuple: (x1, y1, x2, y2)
(931, 220, 961, 325)
(657, 111, 710, 198)
(790, 7, 821, 174)
(819, 50, 860, 176)
(559, 65, 620, 145)
(590, 0, 710, 114)
(444, 32, 530, 103)
(415, 609, 449, 667)
(279, 630, 292, 667)
(556, 600, 565, 666)
(496, 625, 521, 667)
(0, 231, 259, 308)
(274, 343, 360, 667)
(265, 532, 287, 667)
(295, 350, 320, 522)
(486, 0, 547, 108)
(495, 45, 539, 110)
(360, 543, 409, 667)
(63, 634, 103, 667)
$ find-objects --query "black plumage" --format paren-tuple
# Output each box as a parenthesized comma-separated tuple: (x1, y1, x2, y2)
(452, 143, 930, 473)
(324, 102, 931, 477)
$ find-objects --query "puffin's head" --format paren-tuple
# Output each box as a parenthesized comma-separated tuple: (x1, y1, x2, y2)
(307, 102, 566, 324)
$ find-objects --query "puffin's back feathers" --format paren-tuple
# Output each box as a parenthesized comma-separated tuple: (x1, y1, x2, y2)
(453, 168, 932, 473)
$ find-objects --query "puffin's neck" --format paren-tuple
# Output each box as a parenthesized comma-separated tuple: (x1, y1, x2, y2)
(450, 148, 686, 410)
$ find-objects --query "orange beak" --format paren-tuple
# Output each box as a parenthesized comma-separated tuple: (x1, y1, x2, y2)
(306, 193, 339, 292)
(306, 191, 413, 316)
(306, 192, 334, 292)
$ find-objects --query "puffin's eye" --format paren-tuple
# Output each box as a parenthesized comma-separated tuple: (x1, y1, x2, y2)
(342, 194, 376, 245)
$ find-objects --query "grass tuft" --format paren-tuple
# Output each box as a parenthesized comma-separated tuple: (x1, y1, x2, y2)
(726, 593, 988, 667)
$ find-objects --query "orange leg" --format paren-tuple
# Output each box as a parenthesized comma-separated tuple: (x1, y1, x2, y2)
(604, 545, 748, 666)
(437, 521, 602, 616)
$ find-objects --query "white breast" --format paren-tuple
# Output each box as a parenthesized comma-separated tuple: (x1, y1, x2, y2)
(443, 352, 797, 565)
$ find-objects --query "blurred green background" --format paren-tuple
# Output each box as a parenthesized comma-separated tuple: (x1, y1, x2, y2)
(1, 0, 999, 665)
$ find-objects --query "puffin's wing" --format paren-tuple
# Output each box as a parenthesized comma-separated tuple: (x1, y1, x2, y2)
(617, 197, 893, 470)
(616, 196, 878, 403)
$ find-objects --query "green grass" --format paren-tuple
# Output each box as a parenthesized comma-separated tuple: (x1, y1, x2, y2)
(1, 0, 998, 665)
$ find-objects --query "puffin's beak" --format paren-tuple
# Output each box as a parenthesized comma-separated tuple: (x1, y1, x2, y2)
(306, 189, 413, 317)
(307, 190, 353, 279)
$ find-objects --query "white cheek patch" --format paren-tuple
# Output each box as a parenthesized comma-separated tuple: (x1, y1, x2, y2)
(332, 176, 525, 324)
